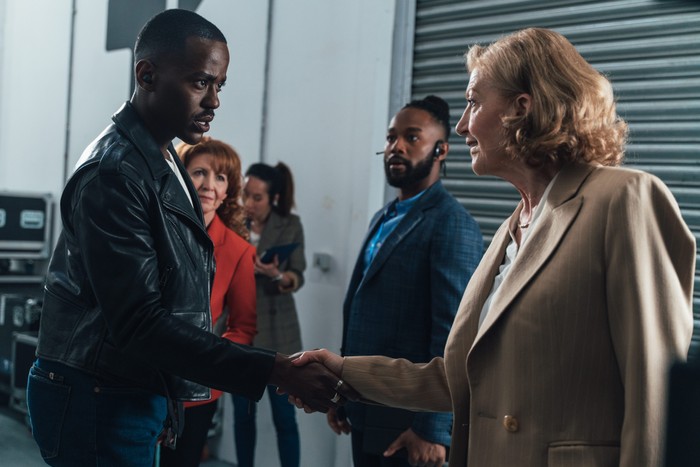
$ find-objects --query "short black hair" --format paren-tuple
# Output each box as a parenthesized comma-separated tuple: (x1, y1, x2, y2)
(134, 9, 226, 62)
(402, 95, 451, 139)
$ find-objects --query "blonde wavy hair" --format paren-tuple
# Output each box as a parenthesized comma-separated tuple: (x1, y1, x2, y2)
(466, 28, 628, 167)
(176, 137, 249, 240)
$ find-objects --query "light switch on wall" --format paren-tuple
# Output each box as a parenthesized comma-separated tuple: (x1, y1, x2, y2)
(312, 252, 331, 272)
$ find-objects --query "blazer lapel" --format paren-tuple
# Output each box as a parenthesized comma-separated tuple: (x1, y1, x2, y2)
(360, 182, 444, 286)
(346, 212, 384, 296)
(361, 209, 423, 284)
(257, 211, 285, 253)
(474, 163, 595, 345)
(206, 215, 226, 248)
(160, 149, 206, 232)
(447, 219, 511, 358)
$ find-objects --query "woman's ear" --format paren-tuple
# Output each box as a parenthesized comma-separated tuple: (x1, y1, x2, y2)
(514, 93, 532, 116)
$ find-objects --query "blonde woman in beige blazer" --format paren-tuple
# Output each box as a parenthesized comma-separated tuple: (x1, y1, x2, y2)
(294, 28, 695, 467)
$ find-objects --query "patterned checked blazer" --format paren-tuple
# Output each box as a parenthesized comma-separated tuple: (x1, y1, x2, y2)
(341, 180, 483, 445)
(252, 210, 306, 355)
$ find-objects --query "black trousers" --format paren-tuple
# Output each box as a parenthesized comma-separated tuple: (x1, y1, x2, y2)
(665, 360, 700, 467)
(159, 400, 218, 467)
(351, 429, 411, 467)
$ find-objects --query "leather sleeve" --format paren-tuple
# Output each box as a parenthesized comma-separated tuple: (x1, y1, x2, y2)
(72, 166, 274, 401)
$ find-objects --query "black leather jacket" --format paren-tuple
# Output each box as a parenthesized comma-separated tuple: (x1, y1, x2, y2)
(38, 102, 275, 401)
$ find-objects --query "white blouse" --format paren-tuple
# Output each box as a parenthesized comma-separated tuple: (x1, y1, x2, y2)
(164, 150, 193, 207)
(478, 173, 560, 328)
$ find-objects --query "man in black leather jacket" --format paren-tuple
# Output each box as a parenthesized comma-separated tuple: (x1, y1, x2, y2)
(26, 9, 353, 467)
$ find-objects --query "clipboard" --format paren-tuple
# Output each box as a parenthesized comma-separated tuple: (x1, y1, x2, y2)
(260, 242, 300, 264)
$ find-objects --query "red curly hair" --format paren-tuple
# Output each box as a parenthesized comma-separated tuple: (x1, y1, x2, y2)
(176, 137, 249, 240)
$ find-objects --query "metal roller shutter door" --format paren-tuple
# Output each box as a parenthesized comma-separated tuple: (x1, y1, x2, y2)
(409, 0, 700, 356)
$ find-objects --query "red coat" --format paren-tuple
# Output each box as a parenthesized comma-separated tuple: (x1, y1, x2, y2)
(186, 214, 257, 407)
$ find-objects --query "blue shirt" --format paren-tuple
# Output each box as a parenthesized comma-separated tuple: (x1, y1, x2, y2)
(363, 189, 426, 274)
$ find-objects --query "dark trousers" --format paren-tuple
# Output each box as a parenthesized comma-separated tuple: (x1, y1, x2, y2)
(232, 385, 300, 467)
(351, 429, 411, 467)
(665, 360, 700, 466)
(159, 401, 218, 467)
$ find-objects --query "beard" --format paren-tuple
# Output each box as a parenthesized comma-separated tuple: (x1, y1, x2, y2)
(385, 152, 435, 188)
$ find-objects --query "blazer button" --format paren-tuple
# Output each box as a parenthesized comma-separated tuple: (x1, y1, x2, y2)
(503, 415, 519, 432)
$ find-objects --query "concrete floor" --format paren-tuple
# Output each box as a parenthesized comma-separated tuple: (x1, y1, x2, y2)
(0, 404, 45, 467)
(0, 402, 233, 467)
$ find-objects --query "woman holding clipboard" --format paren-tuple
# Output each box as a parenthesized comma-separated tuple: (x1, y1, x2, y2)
(233, 162, 306, 467)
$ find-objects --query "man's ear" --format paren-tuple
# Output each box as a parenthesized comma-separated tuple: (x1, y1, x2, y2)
(436, 140, 449, 161)
(135, 60, 156, 90)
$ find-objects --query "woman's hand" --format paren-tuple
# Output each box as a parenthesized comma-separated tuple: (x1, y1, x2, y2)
(292, 348, 344, 375)
(254, 255, 280, 278)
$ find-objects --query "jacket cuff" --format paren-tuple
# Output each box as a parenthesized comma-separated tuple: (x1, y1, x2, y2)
(411, 411, 452, 447)
(278, 271, 301, 293)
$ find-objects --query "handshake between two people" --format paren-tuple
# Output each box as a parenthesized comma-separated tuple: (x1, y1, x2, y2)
(275, 349, 449, 466)
(269, 348, 355, 413)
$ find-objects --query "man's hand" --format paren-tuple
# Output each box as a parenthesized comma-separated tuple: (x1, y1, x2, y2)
(269, 353, 358, 413)
(326, 407, 351, 435)
(384, 428, 446, 467)
(287, 349, 348, 412)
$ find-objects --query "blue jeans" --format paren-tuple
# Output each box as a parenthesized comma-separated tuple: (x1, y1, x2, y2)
(232, 385, 300, 467)
(26, 358, 167, 467)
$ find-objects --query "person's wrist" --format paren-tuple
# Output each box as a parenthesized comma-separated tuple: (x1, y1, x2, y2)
(269, 353, 291, 387)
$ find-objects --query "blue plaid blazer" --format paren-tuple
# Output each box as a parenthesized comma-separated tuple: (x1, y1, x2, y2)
(341, 180, 483, 446)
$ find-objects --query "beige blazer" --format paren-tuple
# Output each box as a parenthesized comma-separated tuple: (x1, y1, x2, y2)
(343, 163, 695, 467)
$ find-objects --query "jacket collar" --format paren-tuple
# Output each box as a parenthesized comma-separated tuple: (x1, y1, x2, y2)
(359, 180, 447, 286)
(112, 102, 172, 180)
(111, 102, 205, 226)
(207, 214, 227, 248)
(471, 162, 596, 345)
(256, 210, 288, 253)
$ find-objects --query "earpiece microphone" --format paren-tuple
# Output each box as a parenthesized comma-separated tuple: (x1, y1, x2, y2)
(378, 142, 443, 157)
(143, 74, 153, 84)
(432, 140, 444, 158)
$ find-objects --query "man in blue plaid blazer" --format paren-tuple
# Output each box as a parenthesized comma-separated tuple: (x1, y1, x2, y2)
(327, 96, 483, 466)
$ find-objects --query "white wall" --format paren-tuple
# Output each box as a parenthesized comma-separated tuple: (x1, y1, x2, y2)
(0, 0, 396, 465)
(254, 3, 396, 466)
(0, 1, 72, 200)
(66, 0, 270, 174)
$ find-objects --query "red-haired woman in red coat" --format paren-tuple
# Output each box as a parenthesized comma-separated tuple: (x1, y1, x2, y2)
(160, 137, 257, 467)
